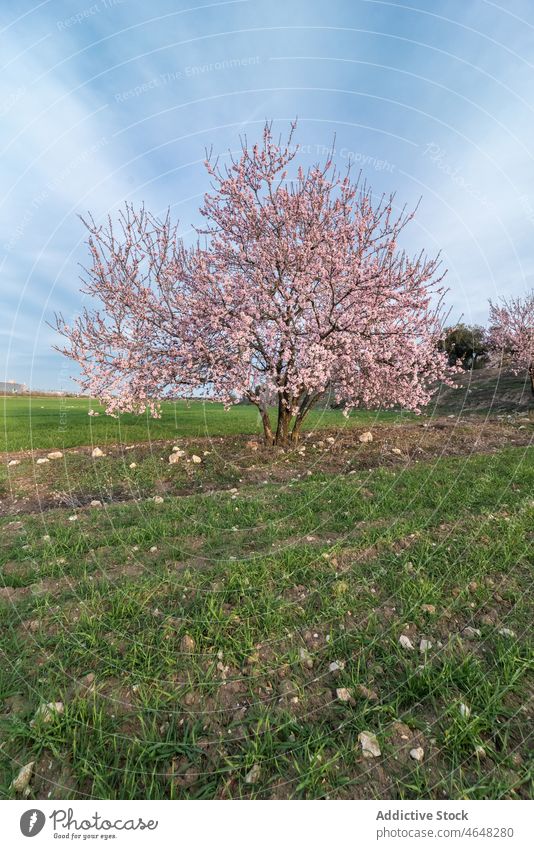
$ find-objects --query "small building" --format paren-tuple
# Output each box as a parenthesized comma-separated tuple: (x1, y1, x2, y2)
(0, 380, 27, 394)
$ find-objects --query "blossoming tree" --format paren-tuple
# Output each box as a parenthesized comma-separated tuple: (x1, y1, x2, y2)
(55, 122, 456, 445)
(488, 291, 534, 396)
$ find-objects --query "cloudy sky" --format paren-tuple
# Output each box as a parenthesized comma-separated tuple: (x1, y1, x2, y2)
(1, 0, 534, 390)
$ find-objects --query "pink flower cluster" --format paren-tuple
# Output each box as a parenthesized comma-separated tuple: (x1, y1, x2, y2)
(488, 292, 534, 395)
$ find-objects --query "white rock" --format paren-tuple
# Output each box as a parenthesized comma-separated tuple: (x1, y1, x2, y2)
(336, 687, 352, 702)
(10, 761, 34, 792)
(359, 431, 373, 443)
(129, 462, 137, 469)
(8, 459, 20, 466)
(47, 451, 63, 460)
(463, 626, 481, 639)
(168, 451, 185, 464)
(191, 454, 202, 464)
(299, 647, 313, 669)
(152, 495, 164, 504)
(459, 703, 471, 718)
(90, 500, 102, 507)
(329, 660, 344, 673)
(91, 447, 104, 458)
(326, 436, 335, 444)
(358, 731, 381, 758)
(150, 546, 157, 553)
(245, 763, 261, 784)
(68, 515, 78, 522)
(419, 639, 432, 653)
(498, 628, 516, 637)
(36, 458, 49, 465)
(399, 634, 414, 650)
(31, 701, 64, 726)
(410, 747, 425, 762)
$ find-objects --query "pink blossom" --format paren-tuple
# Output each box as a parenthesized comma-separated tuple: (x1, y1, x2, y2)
(55, 122, 458, 444)
(488, 292, 534, 396)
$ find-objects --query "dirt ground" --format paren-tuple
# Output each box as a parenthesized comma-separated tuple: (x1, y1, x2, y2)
(1, 416, 532, 518)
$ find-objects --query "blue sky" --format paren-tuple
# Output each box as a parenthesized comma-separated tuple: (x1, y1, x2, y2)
(1, 0, 534, 390)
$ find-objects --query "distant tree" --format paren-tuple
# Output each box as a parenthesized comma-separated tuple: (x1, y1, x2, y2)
(55, 122, 457, 445)
(488, 291, 534, 396)
(439, 323, 490, 370)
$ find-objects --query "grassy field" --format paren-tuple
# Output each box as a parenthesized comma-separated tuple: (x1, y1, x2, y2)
(1, 395, 408, 453)
(0, 398, 532, 799)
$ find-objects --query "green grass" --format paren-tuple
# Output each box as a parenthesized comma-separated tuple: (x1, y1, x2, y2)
(1, 445, 532, 800)
(1, 395, 411, 453)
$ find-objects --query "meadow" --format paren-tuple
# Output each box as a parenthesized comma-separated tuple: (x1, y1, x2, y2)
(1, 395, 406, 453)
(0, 395, 532, 799)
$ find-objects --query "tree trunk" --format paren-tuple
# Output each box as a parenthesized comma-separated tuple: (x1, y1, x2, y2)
(275, 406, 292, 445)
(260, 409, 274, 445)
(529, 363, 534, 397)
(290, 392, 317, 443)
(291, 412, 305, 443)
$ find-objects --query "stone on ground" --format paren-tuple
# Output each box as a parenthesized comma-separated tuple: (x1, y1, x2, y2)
(462, 626, 481, 639)
(245, 764, 261, 784)
(10, 761, 34, 793)
(336, 687, 352, 702)
(299, 647, 314, 669)
(31, 701, 64, 726)
(358, 731, 381, 758)
(180, 634, 196, 653)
